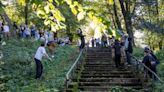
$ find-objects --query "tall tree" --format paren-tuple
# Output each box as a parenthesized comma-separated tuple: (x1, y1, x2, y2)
(113, 0, 123, 32)
(24, 3, 28, 25)
(118, 0, 136, 46)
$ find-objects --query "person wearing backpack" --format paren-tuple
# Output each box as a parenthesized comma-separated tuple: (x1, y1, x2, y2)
(112, 39, 124, 68)
(142, 49, 155, 79)
(145, 47, 159, 76)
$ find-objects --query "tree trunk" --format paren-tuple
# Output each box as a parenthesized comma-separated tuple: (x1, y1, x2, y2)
(0, 13, 12, 29)
(106, 0, 117, 29)
(118, 0, 135, 46)
(113, 0, 123, 31)
(159, 36, 163, 50)
(66, 24, 73, 42)
(24, 3, 28, 25)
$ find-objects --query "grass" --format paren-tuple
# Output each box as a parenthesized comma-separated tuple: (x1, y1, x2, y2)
(0, 39, 78, 92)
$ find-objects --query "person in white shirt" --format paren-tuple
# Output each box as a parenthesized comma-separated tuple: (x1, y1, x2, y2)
(34, 43, 52, 79)
(3, 23, 10, 40)
(25, 25, 31, 38)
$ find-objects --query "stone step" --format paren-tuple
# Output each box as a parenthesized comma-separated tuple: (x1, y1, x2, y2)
(87, 53, 111, 55)
(85, 62, 113, 64)
(84, 64, 115, 67)
(78, 82, 142, 86)
(81, 70, 132, 74)
(85, 58, 112, 60)
(85, 60, 112, 62)
(83, 68, 129, 71)
(75, 78, 140, 82)
(83, 68, 119, 71)
(86, 56, 111, 58)
(80, 74, 134, 78)
(83, 66, 116, 69)
(78, 85, 142, 91)
(86, 53, 112, 56)
(84, 66, 116, 69)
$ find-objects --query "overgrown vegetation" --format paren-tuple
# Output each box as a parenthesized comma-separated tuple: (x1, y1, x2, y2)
(0, 39, 78, 92)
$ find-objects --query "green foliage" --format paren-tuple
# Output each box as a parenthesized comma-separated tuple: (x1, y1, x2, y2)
(0, 39, 78, 91)
(133, 48, 144, 59)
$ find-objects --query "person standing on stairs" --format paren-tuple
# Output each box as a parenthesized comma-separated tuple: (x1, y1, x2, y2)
(144, 47, 160, 79)
(77, 28, 85, 50)
(112, 39, 125, 68)
(91, 37, 95, 47)
(101, 34, 107, 47)
(142, 49, 154, 79)
(125, 37, 133, 65)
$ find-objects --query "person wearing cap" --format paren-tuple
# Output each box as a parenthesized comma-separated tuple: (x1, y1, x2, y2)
(34, 43, 52, 79)
(144, 47, 159, 76)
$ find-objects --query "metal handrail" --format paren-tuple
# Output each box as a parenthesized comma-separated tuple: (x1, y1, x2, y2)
(131, 56, 164, 83)
(65, 49, 84, 90)
(66, 49, 83, 80)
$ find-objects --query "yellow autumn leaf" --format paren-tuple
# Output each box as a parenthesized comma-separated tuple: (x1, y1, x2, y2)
(66, 0, 72, 5)
(37, 10, 45, 18)
(48, 0, 53, 3)
(73, 1, 78, 6)
(44, 19, 50, 25)
(71, 7, 78, 15)
(44, 5, 50, 14)
(77, 11, 86, 21)
(108, 0, 114, 5)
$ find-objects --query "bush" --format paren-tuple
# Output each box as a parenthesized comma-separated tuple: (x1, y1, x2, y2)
(133, 47, 144, 59)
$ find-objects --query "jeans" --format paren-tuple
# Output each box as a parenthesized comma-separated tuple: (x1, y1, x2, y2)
(34, 58, 43, 79)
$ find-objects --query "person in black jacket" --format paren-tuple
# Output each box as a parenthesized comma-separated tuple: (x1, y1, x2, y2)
(112, 39, 125, 68)
(144, 47, 160, 77)
(77, 28, 85, 50)
(142, 50, 154, 78)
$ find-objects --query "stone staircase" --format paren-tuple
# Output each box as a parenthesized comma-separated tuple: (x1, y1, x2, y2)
(66, 47, 143, 92)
